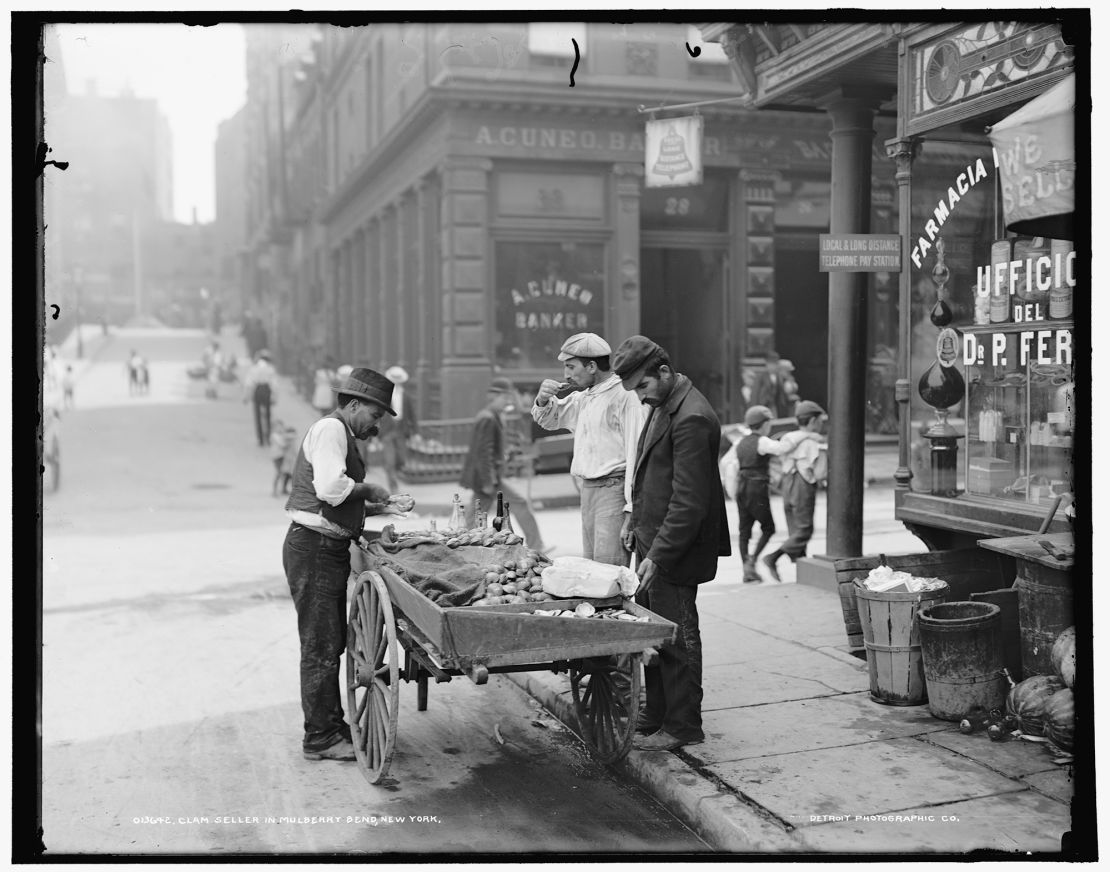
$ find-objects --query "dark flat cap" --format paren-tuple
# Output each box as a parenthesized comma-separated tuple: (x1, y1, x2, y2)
(612, 335, 663, 389)
(488, 377, 515, 394)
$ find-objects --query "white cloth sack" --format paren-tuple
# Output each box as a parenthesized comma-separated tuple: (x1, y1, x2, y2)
(541, 556, 639, 599)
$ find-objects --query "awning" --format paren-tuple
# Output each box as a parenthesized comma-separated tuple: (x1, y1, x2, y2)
(987, 73, 1075, 239)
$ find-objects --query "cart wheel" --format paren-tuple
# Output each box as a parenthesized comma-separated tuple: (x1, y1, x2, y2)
(569, 653, 642, 764)
(346, 571, 400, 784)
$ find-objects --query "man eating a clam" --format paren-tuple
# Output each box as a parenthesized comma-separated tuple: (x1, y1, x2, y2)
(532, 332, 648, 567)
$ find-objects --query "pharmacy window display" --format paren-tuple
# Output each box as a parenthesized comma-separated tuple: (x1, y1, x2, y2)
(907, 74, 1075, 519)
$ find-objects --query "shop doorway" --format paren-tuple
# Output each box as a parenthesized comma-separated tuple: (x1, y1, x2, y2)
(773, 233, 829, 411)
(640, 247, 731, 420)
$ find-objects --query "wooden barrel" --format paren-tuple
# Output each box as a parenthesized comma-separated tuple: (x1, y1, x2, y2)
(919, 601, 1008, 721)
(970, 588, 1022, 683)
(1015, 562, 1073, 677)
(855, 583, 949, 706)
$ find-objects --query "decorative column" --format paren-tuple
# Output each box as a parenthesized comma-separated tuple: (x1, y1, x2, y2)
(738, 169, 781, 413)
(326, 248, 340, 354)
(413, 178, 433, 419)
(886, 136, 922, 493)
(381, 203, 399, 368)
(438, 156, 492, 419)
(612, 163, 644, 341)
(367, 216, 384, 366)
(394, 192, 409, 369)
(353, 227, 367, 364)
(820, 90, 883, 559)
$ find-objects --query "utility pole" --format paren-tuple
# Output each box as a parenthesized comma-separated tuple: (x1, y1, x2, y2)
(132, 210, 143, 318)
(74, 267, 84, 359)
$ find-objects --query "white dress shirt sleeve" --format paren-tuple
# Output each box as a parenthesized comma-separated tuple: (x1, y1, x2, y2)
(303, 418, 357, 506)
(532, 393, 581, 431)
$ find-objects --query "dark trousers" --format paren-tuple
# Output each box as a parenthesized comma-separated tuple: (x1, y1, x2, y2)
(736, 474, 775, 559)
(780, 471, 817, 560)
(253, 384, 272, 446)
(465, 482, 544, 550)
(635, 580, 703, 743)
(282, 523, 353, 752)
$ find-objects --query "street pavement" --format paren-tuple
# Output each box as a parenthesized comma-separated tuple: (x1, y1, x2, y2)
(42, 324, 1082, 857)
(37, 326, 713, 858)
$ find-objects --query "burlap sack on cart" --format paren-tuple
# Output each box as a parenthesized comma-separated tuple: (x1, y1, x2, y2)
(369, 541, 531, 608)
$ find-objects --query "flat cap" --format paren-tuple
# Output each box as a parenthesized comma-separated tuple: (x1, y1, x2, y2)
(557, 332, 611, 361)
(744, 405, 773, 428)
(612, 335, 664, 389)
(794, 400, 827, 419)
(488, 377, 515, 394)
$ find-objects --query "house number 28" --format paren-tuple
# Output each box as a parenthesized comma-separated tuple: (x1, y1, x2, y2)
(664, 197, 691, 215)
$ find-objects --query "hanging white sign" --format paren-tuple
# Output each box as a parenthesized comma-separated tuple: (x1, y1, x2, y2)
(645, 115, 703, 188)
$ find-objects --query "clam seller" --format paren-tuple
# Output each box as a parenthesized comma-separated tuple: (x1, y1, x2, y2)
(282, 367, 413, 763)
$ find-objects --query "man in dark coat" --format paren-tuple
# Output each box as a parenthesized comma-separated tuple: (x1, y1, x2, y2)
(748, 350, 791, 419)
(615, 336, 731, 752)
(459, 377, 546, 552)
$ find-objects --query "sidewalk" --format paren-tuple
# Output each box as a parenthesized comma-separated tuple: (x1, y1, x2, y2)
(261, 359, 1078, 854)
(508, 581, 1076, 854)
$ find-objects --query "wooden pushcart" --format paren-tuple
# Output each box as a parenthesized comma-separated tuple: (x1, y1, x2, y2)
(345, 547, 676, 784)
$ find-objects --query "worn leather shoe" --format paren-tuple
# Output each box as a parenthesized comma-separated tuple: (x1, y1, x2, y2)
(303, 739, 357, 762)
(762, 554, 782, 583)
(634, 730, 703, 752)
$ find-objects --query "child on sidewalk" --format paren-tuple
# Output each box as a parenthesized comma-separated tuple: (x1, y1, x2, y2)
(734, 405, 822, 583)
(270, 420, 300, 496)
(762, 400, 828, 583)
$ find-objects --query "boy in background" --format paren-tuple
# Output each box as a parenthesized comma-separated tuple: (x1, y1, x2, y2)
(734, 405, 820, 583)
(762, 400, 828, 583)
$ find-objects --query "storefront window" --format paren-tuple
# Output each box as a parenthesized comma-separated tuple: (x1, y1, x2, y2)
(494, 241, 606, 371)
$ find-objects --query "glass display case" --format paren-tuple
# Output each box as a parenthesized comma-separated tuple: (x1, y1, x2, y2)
(964, 321, 1073, 505)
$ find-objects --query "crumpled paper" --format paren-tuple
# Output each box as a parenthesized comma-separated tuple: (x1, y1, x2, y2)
(858, 565, 948, 593)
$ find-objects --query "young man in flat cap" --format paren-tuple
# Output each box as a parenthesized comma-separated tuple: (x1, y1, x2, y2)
(460, 377, 546, 552)
(532, 332, 647, 566)
(283, 367, 414, 762)
(762, 400, 828, 583)
(614, 335, 731, 752)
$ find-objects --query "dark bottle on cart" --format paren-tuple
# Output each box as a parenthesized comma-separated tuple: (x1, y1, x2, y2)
(492, 491, 505, 531)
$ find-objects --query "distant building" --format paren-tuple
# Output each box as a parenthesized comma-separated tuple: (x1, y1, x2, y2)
(214, 106, 249, 316)
(45, 73, 174, 325)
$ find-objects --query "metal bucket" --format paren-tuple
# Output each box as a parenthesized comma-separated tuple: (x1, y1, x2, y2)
(919, 601, 1008, 721)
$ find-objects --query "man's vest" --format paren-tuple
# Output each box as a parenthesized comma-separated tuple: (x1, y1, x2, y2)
(735, 432, 771, 479)
(284, 411, 366, 537)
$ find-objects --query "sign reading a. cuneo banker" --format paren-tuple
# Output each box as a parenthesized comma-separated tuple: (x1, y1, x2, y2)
(819, 234, 902, 272)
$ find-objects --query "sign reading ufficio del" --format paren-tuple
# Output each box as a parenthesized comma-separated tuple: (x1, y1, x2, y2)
(819, 234, 902, 272)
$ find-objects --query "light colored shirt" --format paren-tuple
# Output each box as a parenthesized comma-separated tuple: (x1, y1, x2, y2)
(243, 359, 276, 393)
(285, 416, 359, 537)
(532, 373, 647, 512)
(779, 430, 823, 483)
(755, 434, 799, 457)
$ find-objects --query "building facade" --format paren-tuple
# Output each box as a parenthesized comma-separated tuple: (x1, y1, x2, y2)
(236, 22, 983, 428)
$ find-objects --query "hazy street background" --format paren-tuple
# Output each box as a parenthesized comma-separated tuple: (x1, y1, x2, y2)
(39, 326, 712, 856)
